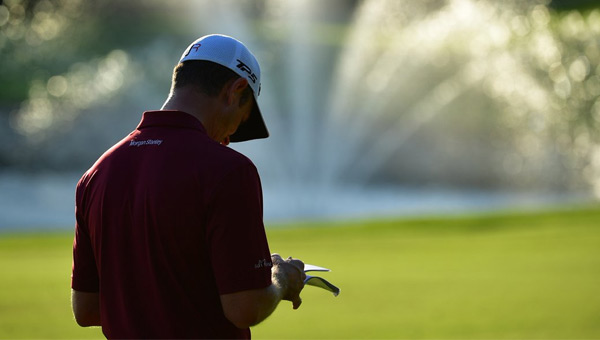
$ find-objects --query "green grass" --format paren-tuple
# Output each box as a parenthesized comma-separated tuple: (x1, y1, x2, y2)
(0, 233, 103, 339)
(1, 207, 599, 339)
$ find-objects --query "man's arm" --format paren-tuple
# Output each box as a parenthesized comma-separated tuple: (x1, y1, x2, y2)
(220, 255, 305, 329)
(71, 289, 101, 327)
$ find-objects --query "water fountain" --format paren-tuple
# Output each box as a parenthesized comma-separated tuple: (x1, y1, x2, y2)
(206, 0, 600, 220)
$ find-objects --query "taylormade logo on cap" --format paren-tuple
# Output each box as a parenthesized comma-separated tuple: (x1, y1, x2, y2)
(235, 59, 258, 86)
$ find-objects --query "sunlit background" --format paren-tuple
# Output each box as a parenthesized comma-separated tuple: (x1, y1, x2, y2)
(1, 1, 600, 339)
(1, 0, 599, 228)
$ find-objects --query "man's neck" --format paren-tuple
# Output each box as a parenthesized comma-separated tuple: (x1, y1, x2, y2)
(161, 88, 217, 123)
(161, 87, 225, 144)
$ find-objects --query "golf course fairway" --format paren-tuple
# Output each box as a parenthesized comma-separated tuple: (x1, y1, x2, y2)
(0, 206, 599, 339)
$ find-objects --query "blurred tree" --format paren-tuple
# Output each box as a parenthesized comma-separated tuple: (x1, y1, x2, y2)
(0, 0, 192, 170)
(0, 0, 185, 104)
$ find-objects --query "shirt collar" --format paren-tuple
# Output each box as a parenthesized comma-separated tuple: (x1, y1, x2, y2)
(136, 110, 207, 134)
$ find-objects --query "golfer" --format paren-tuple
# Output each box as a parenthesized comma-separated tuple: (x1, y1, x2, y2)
(71, 34, 306, 339)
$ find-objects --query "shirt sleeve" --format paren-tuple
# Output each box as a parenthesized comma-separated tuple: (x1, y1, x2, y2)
(71, 178, 100, 292)
(205, 162, 272, 295)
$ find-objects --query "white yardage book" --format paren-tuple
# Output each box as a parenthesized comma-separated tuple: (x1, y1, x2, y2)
(304, 264, 340, 297)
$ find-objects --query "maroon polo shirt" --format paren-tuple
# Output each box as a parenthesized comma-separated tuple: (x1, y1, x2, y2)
(72, 110, 272, 339)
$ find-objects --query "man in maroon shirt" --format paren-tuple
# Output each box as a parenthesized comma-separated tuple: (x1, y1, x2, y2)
(71, 34, 306, 339)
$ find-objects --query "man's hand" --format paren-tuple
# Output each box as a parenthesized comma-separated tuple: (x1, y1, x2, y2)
(220, 254, 306, 328)
(271, 254, 306, 309)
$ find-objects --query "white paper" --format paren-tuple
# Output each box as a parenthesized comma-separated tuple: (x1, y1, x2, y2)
(303, 263, 340, 297)
(304, 264, 331, 272)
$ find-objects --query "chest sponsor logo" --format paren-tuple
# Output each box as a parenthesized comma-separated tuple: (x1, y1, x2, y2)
(129, 139, 163, 147)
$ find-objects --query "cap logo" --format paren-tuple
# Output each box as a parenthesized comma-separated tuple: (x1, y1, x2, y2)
(236, 59, 257, 84)
(184, 43, 201, 57)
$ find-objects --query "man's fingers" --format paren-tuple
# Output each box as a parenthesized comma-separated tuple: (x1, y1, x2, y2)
(272, 254, 305, 310)
(286, 258, 304, 272)
(271, 253, 283, 265)
(292, 297, 302, 310)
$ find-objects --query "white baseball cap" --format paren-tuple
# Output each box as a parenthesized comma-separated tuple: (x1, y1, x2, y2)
(179, 34, 268, 142)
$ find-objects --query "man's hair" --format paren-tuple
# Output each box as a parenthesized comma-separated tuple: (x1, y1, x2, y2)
(171, 60, 252, 106)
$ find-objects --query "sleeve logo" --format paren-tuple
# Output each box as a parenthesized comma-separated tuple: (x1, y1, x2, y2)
(254, 258, 272, 269)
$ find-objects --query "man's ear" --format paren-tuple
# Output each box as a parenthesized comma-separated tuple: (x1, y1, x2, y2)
(225, 77, 249, 106)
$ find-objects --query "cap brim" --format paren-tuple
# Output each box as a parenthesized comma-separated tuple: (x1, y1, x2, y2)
(229, 99, 269, 142)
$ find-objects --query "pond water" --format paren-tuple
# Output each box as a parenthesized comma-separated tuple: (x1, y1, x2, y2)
(0, 171, 591, 231)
